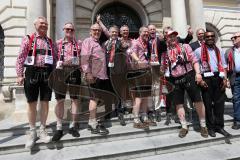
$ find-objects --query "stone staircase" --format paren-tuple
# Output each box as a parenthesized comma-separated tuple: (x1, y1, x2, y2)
(0, 110, 239, 160)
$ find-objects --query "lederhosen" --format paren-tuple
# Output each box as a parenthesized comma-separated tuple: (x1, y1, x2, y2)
(53, 39, 81, 100)
(24, 34, 53, 102)
(168, 45, 202, 105)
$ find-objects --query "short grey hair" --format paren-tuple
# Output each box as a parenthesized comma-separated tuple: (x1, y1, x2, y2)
(139, 26, 148, 34)
(33, 16, 47, 25)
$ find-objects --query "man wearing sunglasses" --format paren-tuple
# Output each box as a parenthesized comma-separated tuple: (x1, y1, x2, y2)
(225, 32, 240, 130)
(52, 22, 82, 141)
(195, 31, 231, 137)
(81, 23, 109, 135)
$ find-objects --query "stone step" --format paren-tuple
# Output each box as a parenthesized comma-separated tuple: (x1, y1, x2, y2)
(133, 140, 240, 160)
(0, 115, 235, 156)
(0, 114, 234, 137)
(0, 125, 239, 160)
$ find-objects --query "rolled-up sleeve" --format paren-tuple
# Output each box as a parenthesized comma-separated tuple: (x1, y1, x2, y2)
(220, 49, 227, 69)
(80, 39, 91, 73)
(130, 40, 138, 55)
(184, 44, 198, 64)
(16, 36, 29, 77)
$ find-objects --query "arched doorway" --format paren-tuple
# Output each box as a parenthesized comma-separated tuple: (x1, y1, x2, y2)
(0, 25, 4, 81)
(96, 2, 142, 42)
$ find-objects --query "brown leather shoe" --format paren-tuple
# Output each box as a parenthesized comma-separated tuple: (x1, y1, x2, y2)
(133, 122, 148, 129)
(200, 127, 208, 138)
(143, 119, 157, 126)
(179, 128, 188, 138)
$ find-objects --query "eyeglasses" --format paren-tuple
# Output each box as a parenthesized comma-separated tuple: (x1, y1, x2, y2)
(205, 35, 215, 38)
(65, 28, 74, 32)
(231, 36, 240, 41)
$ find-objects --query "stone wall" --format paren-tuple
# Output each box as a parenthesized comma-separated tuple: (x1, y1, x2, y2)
(0, 0, 28, 81)
(204, 6, 240, 50)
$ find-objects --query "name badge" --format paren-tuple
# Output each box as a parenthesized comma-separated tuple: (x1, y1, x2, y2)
(56, 61, 63, 69)
(108, 62, 114, 67)
(24, 56, 35, 66)
(203, 72, 214, 77)
(150, 54, 159, 65)
(219, 72, 225, 78)
(144, 52, 148, 57)
(72, 57, 79, 65)
(45, 55, 53, 65)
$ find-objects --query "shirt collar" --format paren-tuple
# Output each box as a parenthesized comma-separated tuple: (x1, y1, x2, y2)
(35, 32, 47, 39)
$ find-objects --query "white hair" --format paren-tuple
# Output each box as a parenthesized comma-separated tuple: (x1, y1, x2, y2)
(33, 16, 47, 25)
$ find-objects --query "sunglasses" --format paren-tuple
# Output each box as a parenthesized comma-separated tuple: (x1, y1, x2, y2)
(205, 35, 215, 38)
(231, 36, 240, 41)
(65, 28, 74, 32)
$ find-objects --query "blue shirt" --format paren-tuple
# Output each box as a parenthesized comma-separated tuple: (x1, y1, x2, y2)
(194, 47, 227, 73)
(234, 48, 240, 72)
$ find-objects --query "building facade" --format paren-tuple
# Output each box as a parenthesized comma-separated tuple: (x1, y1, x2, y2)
(0, 0, 240, 82)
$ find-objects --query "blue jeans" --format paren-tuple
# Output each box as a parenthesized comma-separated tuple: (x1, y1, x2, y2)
(232, 76, 240, 122)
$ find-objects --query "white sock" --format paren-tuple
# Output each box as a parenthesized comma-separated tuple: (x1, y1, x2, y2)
(180, 120, 188, 129)
(39, 124, 46, 130)
(57, 122, 63, 130)
(200, 119, 206, 128)
(142, 113, 148, 121)
(29, 125, 36, 131)
(88, 118, 97, 129)
(69, 121, 75, 128)
(133, 114, 141, 123)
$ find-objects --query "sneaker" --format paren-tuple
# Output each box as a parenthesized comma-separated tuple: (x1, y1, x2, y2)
(133, 122, 149, 129)
(69, 127, 80, 137)
(143, 119, 157, 126)
(96, 124, 109, 135)
(88, 125, 98, 134)
(200, 127, 208, 138)
(88, 124, 109, 135)
(52, 130, 63, 142)
(25, 129, 37, 149)
(39, 128, 51, 143)
(179, 128, 188, 138)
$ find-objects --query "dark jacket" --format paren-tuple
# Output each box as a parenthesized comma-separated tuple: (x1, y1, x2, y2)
(190, 41, 201, 51)
(147, 37, 167, 63)
(225, 48, 237, 86)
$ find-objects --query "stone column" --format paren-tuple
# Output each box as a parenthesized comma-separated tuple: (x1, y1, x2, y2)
(170, 0, 188, 37)
(27, 0, 46, 34)
(55, 0, 75, 40)
(189, 0, 206, 40)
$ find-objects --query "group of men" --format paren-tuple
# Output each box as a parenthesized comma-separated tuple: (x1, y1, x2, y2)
(16, 16, 240, 150)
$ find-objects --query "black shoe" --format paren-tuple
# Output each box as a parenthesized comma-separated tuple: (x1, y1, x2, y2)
(232, 122, 240, 130)
(118, 113, 126, 126)
(88, 124, 109, 135)
(88, 125, 98, 134)
(69, 127, 80, 137)
(96, 124, 109, 135)
(52, 130, 63, 142)
(215, 128, 232, 137)
(155, 110, 161, 122)
(164, 113, 171, 126)
(208, 129, 216, 137)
